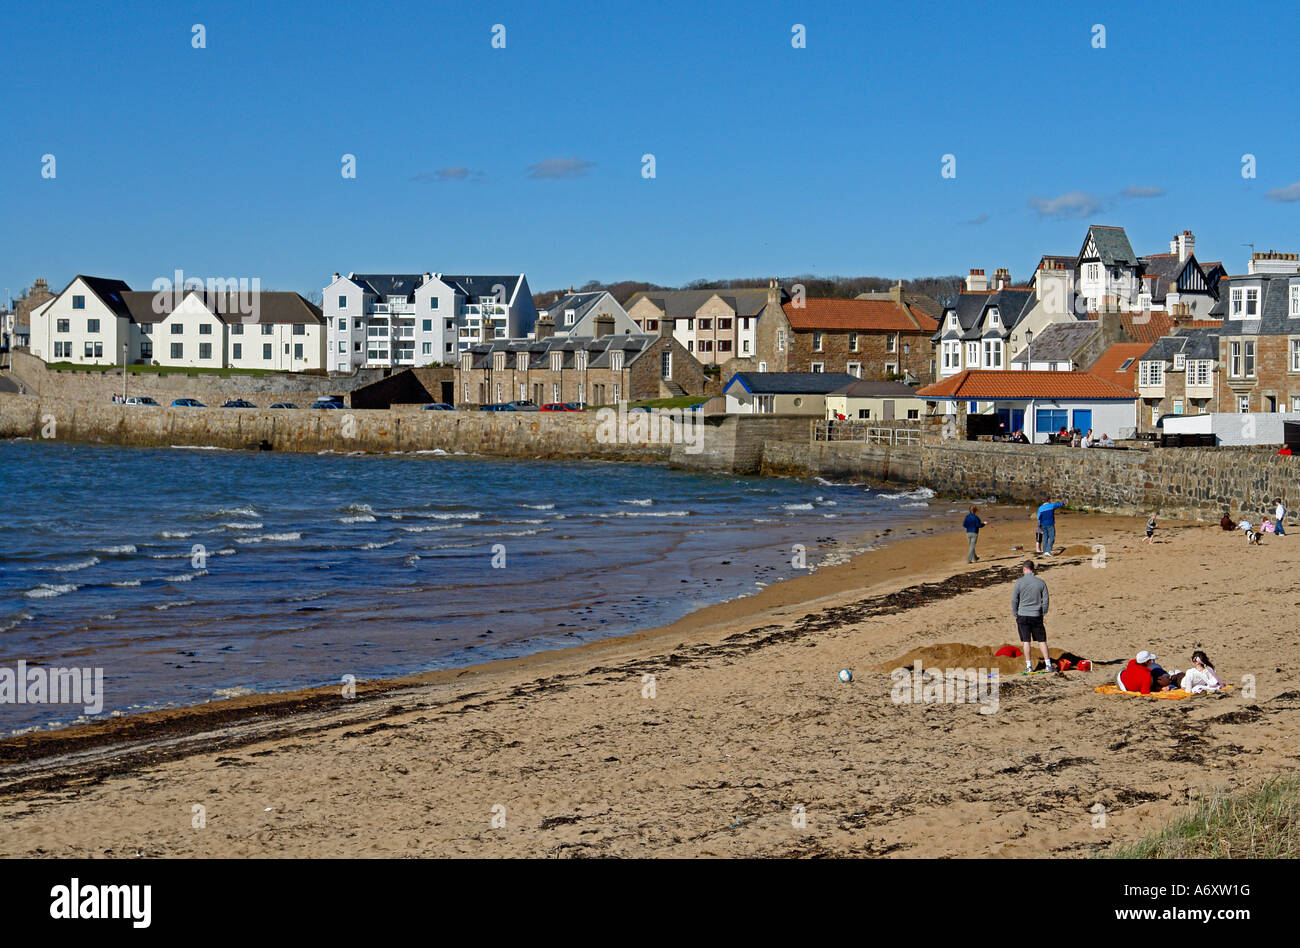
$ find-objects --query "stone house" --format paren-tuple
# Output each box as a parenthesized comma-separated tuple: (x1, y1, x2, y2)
(455, 322, 702, 408)
(1206, 252, 1300, 415)
(624, 286, 780, 366)
(758, 283, 938, 382)
(1134, 330, 1221, 432)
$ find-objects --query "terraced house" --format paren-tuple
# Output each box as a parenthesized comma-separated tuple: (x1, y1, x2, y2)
(1134, 329, 1221, 431)
(1207, 251, 1300, 414)
(28, 276, 325, 371)
(934, 270, 1036, 378)
(758, 282, 938, 382)
(624, 286, 781, 365)
(323, 271, 536, 372)
(455, 322, 701, 407)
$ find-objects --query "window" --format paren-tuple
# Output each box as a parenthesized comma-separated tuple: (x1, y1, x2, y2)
(293, 343, 303, 359)
(966, 342, 979, 366)
(72, 295, 85, 309)
(171, 323, 184, 334)
(232, 343, 242, 359)
(565, 310, 576, 326)
(758, 361, 767, 372)
(812, 332, 823, 352)
(1139, 361, 1163, 387)
(1238, 395, 1250, 412)
(422, 319, 432, 332)
(698, 319, 712, 330)
(552, 383, 560, 402)
(755, 395, 775, 414)
(422, 342, 432, 355)
(1247, 288, 1259, 316)
(337, 341, 346, 353)
(1291, 285, 1300, 317)
(857, 408, 871, 419)
(231, 324, 244, 335)
(1036, 408, 1068, 434)
(1293, 395, 1300, 411)
(445, 320, 454, 331)
(611, 351, 624, 371)
(87, 318, 100, 333)
(338, 295, 347, 309)
(140, 341, 152, 359)
(262, 324, 273, 335)
(846, 362, 861, 378)
(493, 352, 506, 371)
(199, 323, 212, 335)
(337, 318, 346, 331)
(576, 350, 588, 370)
(887, 333, 898, 353)
(718, 340, 732, 352)
(777, 331, 785, 351)
(983, 339, 1002, 368)
(354, 319, 362, 330)
(517, 352, 528, 371)
(84, 342, 94, 358)
(263, 343, 272, 359)
(429, 297, 439, 309)
(1230, 341, 1256, 377)
(718, 318, 732, 330)
(1292, 340, 1300, 373)
(742, 340, 750, 354)
(199, 343, 212, 359)
(885, 362, 898, 376)
(810, 362, 824, 373)
(942, 340, 960, 370)
(496, 383, 503, 402)
(1231, 287, 1260, 318)
(56, 319, 69, 333)
(550, 352, 562, 371)
(170, 342, 183, 359)
(906, 409, 920, 420)
(291, 324, 304, 336)
(1189, 360, 1211, 387)
(848, 333, 859, 352)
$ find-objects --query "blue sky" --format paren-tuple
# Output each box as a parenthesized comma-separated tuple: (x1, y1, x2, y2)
(3, 0, 1300, 303)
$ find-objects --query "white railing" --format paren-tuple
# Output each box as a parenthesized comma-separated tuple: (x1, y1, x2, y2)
(814, 420, 921, 444)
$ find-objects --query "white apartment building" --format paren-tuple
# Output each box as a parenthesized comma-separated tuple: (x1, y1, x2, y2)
(28, 276, 326, 371)
(322, 272, 536, 372)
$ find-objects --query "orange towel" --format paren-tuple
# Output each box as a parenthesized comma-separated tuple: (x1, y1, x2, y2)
(1094, 684, 1232, 700)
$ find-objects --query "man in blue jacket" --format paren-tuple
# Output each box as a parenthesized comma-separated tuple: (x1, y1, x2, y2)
(1037, 496, 1065, 556)
(963, 505, 987, 563)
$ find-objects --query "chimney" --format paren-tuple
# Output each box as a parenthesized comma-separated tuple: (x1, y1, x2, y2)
(333, 272, 340, 282)
(1098, 310, 1127, 344)
(889, 279, 904, 304)
(1177, 230, 1194, 262)
(766, 277, 782, 311)
(423, 271, 432, 285)
(965, 269, 988, 292)
(593, 313, 615, 339)
(658, 314, 675, 339)
(479, 318, 493, 343)
(993, 267, 1010, 290)
(535, 313, 554, 341)
(1248, 250, 1300, 275)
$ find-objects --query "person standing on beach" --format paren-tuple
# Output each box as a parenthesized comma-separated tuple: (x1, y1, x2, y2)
(1011, 560, 1053, 673)
(1037, 496, 1065, 557)
(1275, 499, 1287, 537)
(963, 505, 987, 563)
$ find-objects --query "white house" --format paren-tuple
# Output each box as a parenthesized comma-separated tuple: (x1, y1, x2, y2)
(916, 369, 1137, 442)
(29, 276, 326, 370)
(323, 271, 536, 373)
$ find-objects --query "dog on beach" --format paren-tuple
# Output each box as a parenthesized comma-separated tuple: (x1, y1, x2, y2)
(1246, 529, 1263, 546)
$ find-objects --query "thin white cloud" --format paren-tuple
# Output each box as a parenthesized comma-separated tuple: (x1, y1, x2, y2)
(1267, 182, 1300, 202)
(412, 167, 475, 182)
(1121, 186, 1165, 198)
(1028, 191, 1103, 219)
(527, 157, 595, 179)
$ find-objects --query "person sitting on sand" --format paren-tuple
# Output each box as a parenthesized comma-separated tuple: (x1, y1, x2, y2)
(1118, 650, 1157, 694)
(1146, 657, 1182, 691)
(1142, 513, 1156, 544)
(1263, 517, 1276, 534)
(1220, 513, 1235, 531)
(1182, 651, 1226, 693)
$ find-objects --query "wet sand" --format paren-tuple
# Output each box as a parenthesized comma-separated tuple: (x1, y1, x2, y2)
(1, 510, 1295, 858)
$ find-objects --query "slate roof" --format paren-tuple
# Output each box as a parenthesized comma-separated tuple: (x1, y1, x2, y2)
(827, 379, 923, 398)
(1009, 321, 1098, 364)
(1207, 273, 1300, 334)
(349, 274, 426, 299)
(917, 370, 1137, 400)
(782, 297, 937, 332)
(934, 287, 1035, 342)
(349, 273, 525, 304)
(624, 288, 773, 319)
(464, 333, 658, 370)
(117, 290, 323, 325)
(1082, 225, 1139, 267)
(725, 372, 859, 396)
(538, 292, 606, 323)
(74, 276, 133, 320)
(1139, 328, 1219, 364)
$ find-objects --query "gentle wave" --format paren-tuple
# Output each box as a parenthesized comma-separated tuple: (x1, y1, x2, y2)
(49, 557, 100, 573)
(94, 544, 137, 555)
(25, 583, 81, 599)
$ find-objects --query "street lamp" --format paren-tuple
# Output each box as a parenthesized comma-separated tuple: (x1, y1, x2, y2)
(122, 343, 128, 403)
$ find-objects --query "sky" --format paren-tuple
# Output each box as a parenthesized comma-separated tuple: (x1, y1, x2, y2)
(3, 0, 1300, 304)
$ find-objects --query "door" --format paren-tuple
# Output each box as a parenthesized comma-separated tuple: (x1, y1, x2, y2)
(882, 400, 895, 421)
(1072, 409, 1092, 432)
(661, 350, 672, 379)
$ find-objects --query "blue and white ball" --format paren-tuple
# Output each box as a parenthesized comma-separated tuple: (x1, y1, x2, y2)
(838, 668, 853, 683)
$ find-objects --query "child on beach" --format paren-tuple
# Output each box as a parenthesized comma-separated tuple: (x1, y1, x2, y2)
(1142, 514, 1156, 544)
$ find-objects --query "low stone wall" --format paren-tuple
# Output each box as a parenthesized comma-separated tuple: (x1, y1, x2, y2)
(0, 394, 673, 461)
(6, 349, 385, 407)
(758, 437, 1297, 521)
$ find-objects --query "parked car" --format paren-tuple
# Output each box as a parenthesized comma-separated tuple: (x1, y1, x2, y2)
(686, 402, 705, 412)
(221, 399, 257, 408)
(310, 401, 343, 410)
(268, 402, 298, 409)
(171, 398, 205, 408)
(539, 403, 576, 412)
(506, 400, 539, 412)
(627, 405, 655, 414)
(421, 403, 455, 411)
(124, 396, 159, 406)
(562, 403, 586, 412)
(480, 403, 517, 412)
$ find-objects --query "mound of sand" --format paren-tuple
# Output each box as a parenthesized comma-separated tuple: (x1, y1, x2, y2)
(874, 642, 1070, 675)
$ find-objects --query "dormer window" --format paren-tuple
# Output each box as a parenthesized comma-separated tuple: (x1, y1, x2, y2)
(517, 352, 528, 372)
(1231, 286, 1260, 318)
(550, 352, 563, 371)
(493, 351, 506, 371)
(947, 312, 958, 330)
(564, 309, 576, 325)
(988, 308, 1000, 327)
(611, 350, 624, 371)
(1290, 284, 1300, 317)
(1173, 353, 1186, 371)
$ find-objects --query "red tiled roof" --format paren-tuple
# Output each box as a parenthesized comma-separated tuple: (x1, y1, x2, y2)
(916, 370, 1136, 400)
(1087, 342, 1150, 392)
(782, 298, 938, 332)
(1082, 309, 1174, 343)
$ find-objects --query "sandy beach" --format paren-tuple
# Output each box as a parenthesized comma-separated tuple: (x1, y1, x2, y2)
(1, 507, 1295, 858)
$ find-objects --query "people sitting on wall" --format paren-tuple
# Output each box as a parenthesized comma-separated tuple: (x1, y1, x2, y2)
(1096, 433, 1116, 448)
(1070, 429, 1082, 448)
(1081, 428, 1095, 448)
(1008, 429, 1029, 445)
